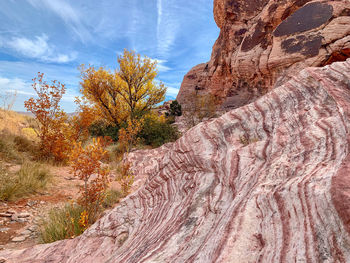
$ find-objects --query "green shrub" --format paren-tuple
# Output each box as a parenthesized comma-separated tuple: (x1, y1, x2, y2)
(0, 162, 51, 201)
(89, 121, 121, 141)
(39, 203, 86, 243)
(166, 100, 182, 117)
(138, 116, 179, 147)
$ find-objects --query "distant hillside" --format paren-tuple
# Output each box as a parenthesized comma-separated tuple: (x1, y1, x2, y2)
(0, 109, 36, 140)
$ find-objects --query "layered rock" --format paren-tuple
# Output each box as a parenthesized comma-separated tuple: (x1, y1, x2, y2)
(177, 0, 350, 111)
(1, 59, 350, 262)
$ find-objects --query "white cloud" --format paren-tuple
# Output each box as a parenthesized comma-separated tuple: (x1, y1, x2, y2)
(0, 75, 79, 112)
(8, 34, 50, 58)
(157, 0, 162, 34)
(166, 86, 179, 96)
(156, 0, 178, 57)
(2, 34, 77, 63)
(0, 77, 29, 93)
(150, 58, 171, 72)
(27, 0, 91, 43)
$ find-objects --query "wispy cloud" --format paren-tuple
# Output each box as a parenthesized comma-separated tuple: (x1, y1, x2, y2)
(163, 82, 181, 97)
(156, 1, 179, 57)
(0, 76, 31, 95)
(2, 34, 77, 63)
(150, 58, 171, 72)
(157, 0, 162, 36)
(27, 0, 91, 43)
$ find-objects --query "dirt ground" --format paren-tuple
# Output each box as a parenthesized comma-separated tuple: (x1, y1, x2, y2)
(0, 165, 121, 250)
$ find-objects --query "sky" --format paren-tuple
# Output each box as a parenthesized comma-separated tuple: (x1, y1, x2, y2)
(0, 0, 219, 112)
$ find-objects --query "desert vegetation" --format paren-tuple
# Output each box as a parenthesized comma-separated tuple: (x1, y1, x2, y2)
(0, 49, 180, 247)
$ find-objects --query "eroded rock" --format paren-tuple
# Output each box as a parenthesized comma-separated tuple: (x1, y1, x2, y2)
(1, 59, 350, 262)
(177, 0, 350, 112)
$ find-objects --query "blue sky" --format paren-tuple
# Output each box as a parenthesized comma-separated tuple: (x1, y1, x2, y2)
(0, 0, 219, 112)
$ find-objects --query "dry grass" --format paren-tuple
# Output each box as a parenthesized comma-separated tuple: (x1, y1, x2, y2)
(0, 109, 36, 137)
(39, 203, 86, 243)
(0, 131, 38, 163)
(0, 110, 39, 163)
(0, 162, 51, 201)
(102, 189, 122, 208)
(39, 189, 121, 243)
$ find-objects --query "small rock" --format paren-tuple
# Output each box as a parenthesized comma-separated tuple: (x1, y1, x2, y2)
(28, 225, 37, 232)
(12, 236, 26, 242)
(11, 214, 18, 221)
(0, 228, 10, 232)
(18, 212, 31, 218)
(16, 218, 28, 223)
(6, 209, 16, 214)
(40, 201, 46, 205)
(0, 257, 5, 262)
(27, 200, 37, 207)
(20, 230, 32, 236)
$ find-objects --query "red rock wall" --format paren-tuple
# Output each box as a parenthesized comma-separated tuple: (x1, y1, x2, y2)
(177, 0, 350, 112)
(2, 59, 350, 262)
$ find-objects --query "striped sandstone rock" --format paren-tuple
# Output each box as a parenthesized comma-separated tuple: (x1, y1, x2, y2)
(1, 59, 350, 262)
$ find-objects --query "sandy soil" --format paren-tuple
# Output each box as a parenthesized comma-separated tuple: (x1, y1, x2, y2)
(0, 165, 121, 250)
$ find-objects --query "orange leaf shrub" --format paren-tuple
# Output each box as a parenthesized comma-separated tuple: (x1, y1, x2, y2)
(24, 72, 70, 162)
(69, 97, 99, 143)
(69, 137, 111, 220)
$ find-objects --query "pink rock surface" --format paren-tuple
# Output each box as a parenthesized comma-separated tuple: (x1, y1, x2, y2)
(177, 0, 350, 112)
(1, 59, 350, 262)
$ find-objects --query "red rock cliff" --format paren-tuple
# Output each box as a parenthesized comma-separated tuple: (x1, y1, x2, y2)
(177, 0, 350, 111)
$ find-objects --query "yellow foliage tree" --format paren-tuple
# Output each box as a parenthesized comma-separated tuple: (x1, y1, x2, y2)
(118, 118, 144, 154)
(80, 49, 167, 125)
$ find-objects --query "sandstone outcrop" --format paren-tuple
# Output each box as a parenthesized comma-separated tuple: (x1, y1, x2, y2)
(1, 59, 350, 262)
(177, 0, 350, 111)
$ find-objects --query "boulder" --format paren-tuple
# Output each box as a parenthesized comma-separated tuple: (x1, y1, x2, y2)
(1, 59, 350, 262)
(177, 0, 350, 112)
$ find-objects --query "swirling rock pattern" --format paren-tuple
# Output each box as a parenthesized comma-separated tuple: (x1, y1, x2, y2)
(1, 59, 350, 262)
(177, 0, 350, 112)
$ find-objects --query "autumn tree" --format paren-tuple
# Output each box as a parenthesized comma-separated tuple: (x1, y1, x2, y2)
(69, 97, 99, 143)
(80, 49, 167, 125)
(24, 73, 69, 161)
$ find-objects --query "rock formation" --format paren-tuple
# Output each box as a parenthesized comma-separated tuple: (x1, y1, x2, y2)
(1, 59, 350, 262)
(177, 0, 350, 111)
